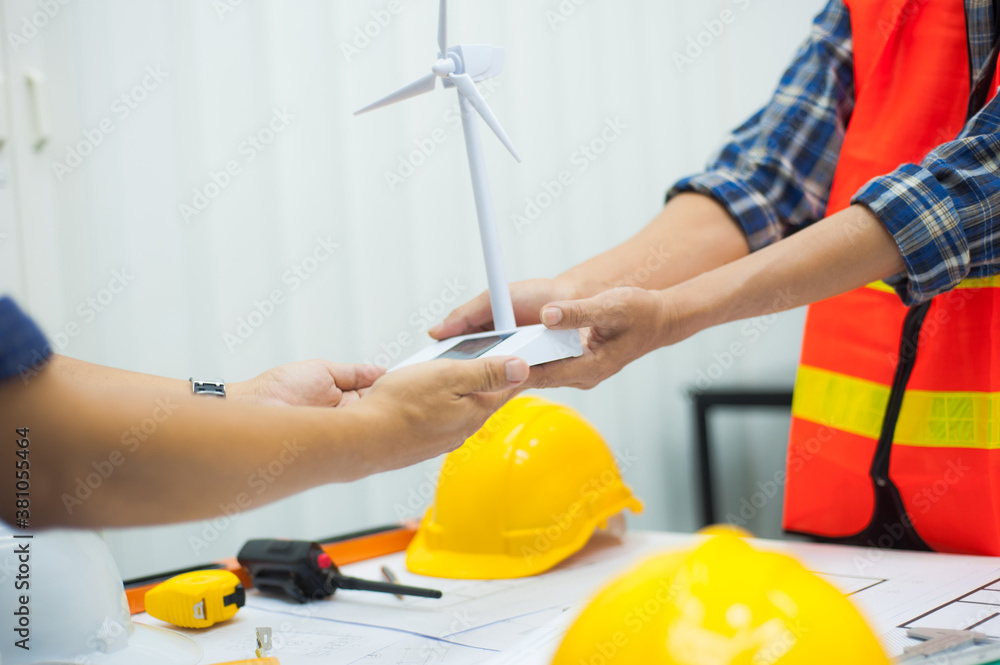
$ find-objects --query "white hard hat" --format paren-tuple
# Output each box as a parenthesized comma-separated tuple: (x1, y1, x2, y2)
(0, 528, 201, 665)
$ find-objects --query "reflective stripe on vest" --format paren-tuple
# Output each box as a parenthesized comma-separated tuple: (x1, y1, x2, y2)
(782, 0, 1000, 555)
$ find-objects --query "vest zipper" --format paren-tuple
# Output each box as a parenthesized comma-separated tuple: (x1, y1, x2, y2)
(853, 301, 934, 552)
(786, 303, 935, 550)
(870, 302, 931, 488)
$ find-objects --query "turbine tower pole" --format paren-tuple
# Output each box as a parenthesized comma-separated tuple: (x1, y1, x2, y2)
(458, 92, 516, 333)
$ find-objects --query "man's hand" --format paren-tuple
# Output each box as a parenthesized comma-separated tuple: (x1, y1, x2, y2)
(527, 287, 675, 390)
(354, 356, 529, 472)
(429, 278, 579, 340)
(231, 360, 387, 408)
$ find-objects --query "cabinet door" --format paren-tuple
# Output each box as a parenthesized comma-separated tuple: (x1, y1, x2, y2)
(0, 0, 70, 320)
(0, 2, 23, 299)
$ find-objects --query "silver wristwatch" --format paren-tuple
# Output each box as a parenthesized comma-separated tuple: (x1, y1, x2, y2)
(190, 377, 226, 398)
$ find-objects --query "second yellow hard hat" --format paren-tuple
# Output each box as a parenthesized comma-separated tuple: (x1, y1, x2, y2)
(551, 534, 890, 664)
(406, 396, 643, 579)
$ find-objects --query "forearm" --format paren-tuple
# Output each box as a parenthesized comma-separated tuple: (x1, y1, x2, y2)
(666, 204, 904, 343)
(558, 193, 750, 297)
(0, 356, 373, 528)
(53, 355, 258, 403)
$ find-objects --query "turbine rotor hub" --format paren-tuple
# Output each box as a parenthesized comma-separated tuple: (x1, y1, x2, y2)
(432, 55, 457, 77)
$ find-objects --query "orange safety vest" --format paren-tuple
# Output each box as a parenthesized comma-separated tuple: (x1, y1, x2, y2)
(782, 0, 1000, 555)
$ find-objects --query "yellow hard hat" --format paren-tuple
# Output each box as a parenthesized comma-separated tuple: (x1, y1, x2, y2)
(697, 524, 754, 539)
(406, 396, 643, 579)
(551, 535, 890, 665)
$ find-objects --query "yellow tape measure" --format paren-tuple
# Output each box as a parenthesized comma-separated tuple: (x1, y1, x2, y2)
(145, 570, 245, 628)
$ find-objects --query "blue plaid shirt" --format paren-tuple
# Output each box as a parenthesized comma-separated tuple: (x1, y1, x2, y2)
(0, 297, 50, 383)
(669, 0, 1000, 305)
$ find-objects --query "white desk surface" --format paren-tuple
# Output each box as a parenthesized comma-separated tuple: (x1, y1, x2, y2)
(135, 530, 1000, 664)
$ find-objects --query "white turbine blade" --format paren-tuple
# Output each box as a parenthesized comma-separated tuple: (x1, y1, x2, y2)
(450, 73, 521, 162)
(438, 0, 447, 55)
(354, 73, 437, 115)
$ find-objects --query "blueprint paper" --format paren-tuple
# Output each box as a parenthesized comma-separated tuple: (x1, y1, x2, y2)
(137, 532, 1000, 663)
(484, 535, 1000, 662)
(247, 531, 686, 642)
(139, 604, 405, 664)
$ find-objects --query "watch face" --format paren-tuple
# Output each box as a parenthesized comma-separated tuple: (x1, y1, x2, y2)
(192, 379, 226, 397)
(437, 333, 514, 360)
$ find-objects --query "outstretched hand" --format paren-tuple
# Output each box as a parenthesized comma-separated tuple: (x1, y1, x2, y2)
(354, 355, 530, 472)
(526, 287, 675, 390)
(233, 360, 387, 408)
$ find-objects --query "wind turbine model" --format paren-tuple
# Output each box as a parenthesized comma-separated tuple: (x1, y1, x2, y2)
(354, 0, 582, 369)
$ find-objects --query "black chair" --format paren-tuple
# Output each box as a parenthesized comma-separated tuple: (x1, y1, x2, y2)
(689, 388, 794, 527)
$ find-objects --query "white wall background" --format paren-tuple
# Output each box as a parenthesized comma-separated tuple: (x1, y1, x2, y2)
(0, 0, 824, 578)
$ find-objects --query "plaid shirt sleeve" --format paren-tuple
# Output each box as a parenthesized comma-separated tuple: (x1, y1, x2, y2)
(853, 96, 1000, 304)
(667, 0, 855, 251)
